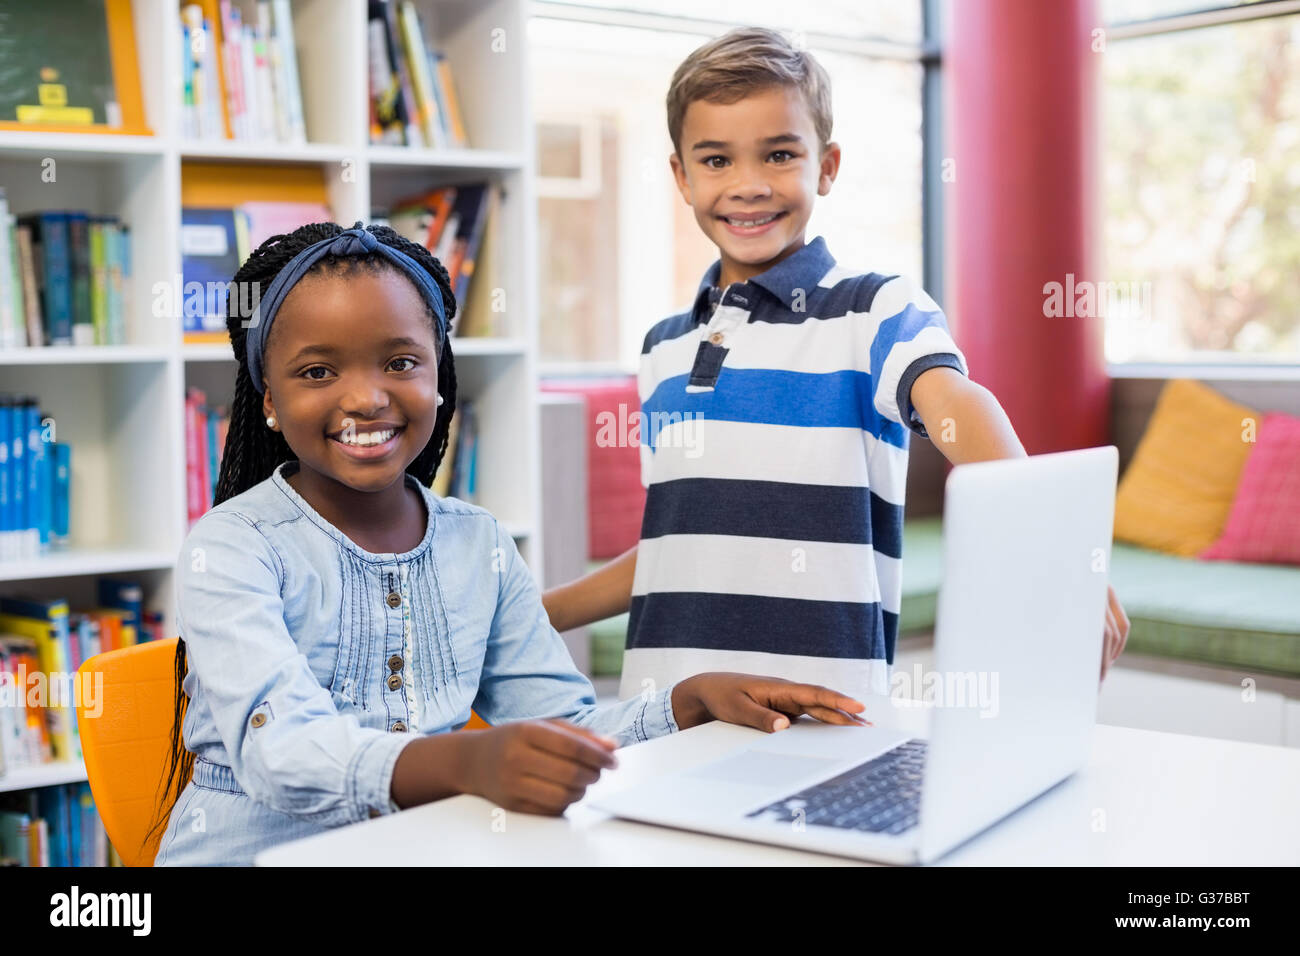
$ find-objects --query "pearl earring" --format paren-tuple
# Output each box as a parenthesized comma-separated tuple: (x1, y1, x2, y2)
(436, 394, 444, 407)
(266, 416, 277, 428)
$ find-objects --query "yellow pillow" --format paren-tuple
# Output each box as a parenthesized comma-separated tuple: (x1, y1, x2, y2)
(1114, 379, 1259, 557)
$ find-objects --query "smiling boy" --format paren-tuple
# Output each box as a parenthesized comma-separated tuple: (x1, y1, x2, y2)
(543, 27, 1129, 705)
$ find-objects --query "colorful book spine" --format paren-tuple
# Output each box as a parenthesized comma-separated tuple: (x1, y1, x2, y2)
(89, 219, 108, 345)
(434, 52, 468, 148)
(50, 441, 70, 545)
(185, 390, 201, 527)
(96, 578, 143, 641)
(0, 396, 10, 562)
(16, 225, 43, 347)
(270, 0, 306, 142)
(0, 189, 15, 349)
(66, 212, 94, 347)
(8, 398, 25, 560)
(0, 604, 76, 762)
(24, 398, 45, 555)
(19, 213, 72, 345)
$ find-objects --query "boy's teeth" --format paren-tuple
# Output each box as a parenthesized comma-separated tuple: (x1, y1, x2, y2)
(727, 213, 777, 226)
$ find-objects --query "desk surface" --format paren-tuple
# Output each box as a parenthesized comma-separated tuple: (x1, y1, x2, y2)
(256, 708, 1300, 866)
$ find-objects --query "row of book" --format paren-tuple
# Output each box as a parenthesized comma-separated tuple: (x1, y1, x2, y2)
(0, 192, 133, 350)
(180, 200, 331, 342)
(375, 181, 501, 333)
(180, 0, 306, 144)
(369, 0, 469, 149)
(0, 582, 162, 778)
(0, 782, 113, 867)
(0, 394, 70, 564)
(186, 388, 230, 530)
(435, 401, 478, 503)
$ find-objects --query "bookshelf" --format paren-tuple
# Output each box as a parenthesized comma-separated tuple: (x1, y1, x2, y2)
(0, 0, 542, 807)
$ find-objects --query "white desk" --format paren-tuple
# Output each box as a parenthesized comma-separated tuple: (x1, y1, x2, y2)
(256, 707, 1300, 866)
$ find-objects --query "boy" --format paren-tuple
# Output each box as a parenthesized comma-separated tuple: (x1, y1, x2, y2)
(543, 26, 1129, 706)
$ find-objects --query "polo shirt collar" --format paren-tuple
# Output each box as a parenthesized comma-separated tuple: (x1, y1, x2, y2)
(691, 236, 836, 322)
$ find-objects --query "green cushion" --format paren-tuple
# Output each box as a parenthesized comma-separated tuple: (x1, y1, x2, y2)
(589, 612, 628, 677)
(1110, 543, 1300, 676)
(900, 517, 945, 635)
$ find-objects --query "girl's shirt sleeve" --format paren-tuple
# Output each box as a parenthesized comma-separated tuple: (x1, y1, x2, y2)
(178, 511, 415, 825)
(472, 521, 680, 746)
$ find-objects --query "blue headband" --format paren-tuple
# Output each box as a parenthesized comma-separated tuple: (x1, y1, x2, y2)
(245, 224, 448, 393)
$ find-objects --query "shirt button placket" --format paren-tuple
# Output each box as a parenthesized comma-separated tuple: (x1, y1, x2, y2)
(384, 567, 408, 733)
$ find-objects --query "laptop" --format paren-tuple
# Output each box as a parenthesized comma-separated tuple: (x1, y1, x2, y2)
(590, 446, 1119, 864)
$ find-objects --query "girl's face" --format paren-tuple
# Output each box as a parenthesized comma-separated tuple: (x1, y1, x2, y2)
(260, 266, 442, 495)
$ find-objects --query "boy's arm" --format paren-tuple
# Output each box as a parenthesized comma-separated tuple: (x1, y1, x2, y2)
(907, 365, 1130, 681)
(908, 365, 1026, 464)
(541, 544, 638, 633)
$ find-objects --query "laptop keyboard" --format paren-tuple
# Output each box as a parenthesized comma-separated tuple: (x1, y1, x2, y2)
(745, 738, 927, 835)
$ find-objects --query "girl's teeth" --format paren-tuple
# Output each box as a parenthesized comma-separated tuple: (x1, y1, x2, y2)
(338, 429, 395, 446)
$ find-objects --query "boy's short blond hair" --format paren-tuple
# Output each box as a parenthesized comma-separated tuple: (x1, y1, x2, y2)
(666, 26, 833, 158)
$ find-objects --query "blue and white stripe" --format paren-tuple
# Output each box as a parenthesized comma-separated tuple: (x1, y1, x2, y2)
(621, 236, 967, 704)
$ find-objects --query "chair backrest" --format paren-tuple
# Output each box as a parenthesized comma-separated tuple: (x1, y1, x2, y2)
(77, 638, 491, 866)
(75, 638, 182, 868)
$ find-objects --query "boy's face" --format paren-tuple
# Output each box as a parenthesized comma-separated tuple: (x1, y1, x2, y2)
(670, 85, 840, 286)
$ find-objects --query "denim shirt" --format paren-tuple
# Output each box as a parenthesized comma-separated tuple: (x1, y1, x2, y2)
(154, 459, 679, 866)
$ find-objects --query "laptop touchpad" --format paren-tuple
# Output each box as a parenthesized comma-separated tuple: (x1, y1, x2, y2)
(685, 750, 842, 787)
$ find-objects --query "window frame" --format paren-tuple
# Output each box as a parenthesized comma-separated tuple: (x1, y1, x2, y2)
(529, 0, 936, 376)
(1101, 0, 1300, 376)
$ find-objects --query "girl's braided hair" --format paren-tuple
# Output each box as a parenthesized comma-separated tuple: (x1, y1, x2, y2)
(144, 222, 458, 856)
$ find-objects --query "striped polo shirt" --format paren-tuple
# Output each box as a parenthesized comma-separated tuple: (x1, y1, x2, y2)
(621, 235, 968, 704)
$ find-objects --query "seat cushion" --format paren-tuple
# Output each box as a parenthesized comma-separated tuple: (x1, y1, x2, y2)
(1110, 543, 1300, 676)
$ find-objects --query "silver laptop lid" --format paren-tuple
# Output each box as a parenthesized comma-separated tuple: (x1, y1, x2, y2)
(917, 446, 1118, 863)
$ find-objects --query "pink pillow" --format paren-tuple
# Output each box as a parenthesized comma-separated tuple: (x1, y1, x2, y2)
(1201, 411, 1300, 565)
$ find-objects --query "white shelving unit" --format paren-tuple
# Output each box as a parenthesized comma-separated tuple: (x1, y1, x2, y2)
(0, 0, 541, 790)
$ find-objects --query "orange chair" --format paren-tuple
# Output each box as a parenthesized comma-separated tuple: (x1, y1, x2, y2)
(75, 638, 182, 867)
(76, 638, 490, 866)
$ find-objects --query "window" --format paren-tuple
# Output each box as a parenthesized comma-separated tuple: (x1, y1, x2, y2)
(1102, 3, 1300, 362)
(529, 2, 929, 372)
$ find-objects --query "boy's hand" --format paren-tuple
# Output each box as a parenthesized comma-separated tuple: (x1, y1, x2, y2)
(670, 674, 870, 732)
(1100, 585, 1130, 684)
(460, 719, 619, 815)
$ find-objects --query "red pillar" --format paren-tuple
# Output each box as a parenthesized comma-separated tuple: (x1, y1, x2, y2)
(945, 0, 1109, 454)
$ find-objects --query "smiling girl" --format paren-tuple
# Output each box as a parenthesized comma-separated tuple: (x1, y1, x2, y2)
(147, 221, 867, 866)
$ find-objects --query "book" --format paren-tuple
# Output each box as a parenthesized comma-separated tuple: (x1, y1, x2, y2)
(96, 578, 142, 641)
(368, 1, 406, 145)
(0, 0, 150, 135)
(66, 212, 93, 346)
(180, 207, 250, 340)
(15, 225, 43, 347)
(239, 200, 332, 250)
(0, 602, 76, 762)
(0, 191, 15, 348)
(398, 1, 443, 148)
(379, 0, 424, 147)
(17, 212, 73, 346)
(434, 52, 468, 147)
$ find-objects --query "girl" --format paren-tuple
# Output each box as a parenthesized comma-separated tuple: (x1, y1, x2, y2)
(148, 222, 868, 866)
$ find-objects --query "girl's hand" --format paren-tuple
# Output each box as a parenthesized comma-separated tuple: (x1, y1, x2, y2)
(671, 673, 870, 732)
(460, 719, 619, 815)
